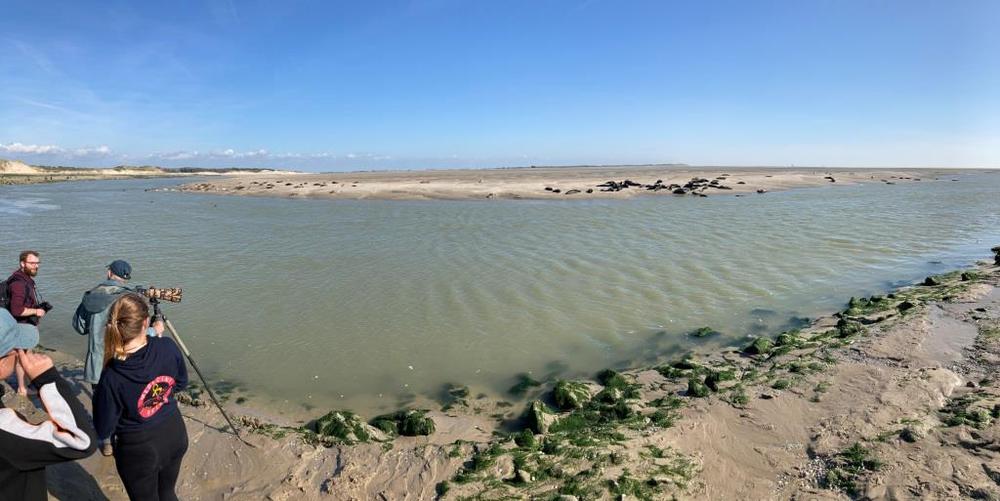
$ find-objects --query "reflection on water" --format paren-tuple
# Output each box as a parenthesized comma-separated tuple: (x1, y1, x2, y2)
(0, 197, 60, 215)
(2, 172, 999, 416)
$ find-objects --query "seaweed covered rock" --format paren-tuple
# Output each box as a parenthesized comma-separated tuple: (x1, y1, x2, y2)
(671, 358, 702, 371)
(312, 410, 385, 444)
(596, 369, 627, 388)
(399, 410, 436, 436)
(704, 370, 735, 392)
(836, 318, 865, 338)
(922, 276, 941, 286)
(595, 369, 640, 400)
(742, 336, 774, 355)
(370, 409, 436, 437)
(687, 377, 710, 397)
(689, 326, 720, 338)
(514, 429, 538, 448)
(371, 414, 399, 435)
(524, 400, 558, 434)
(775, 331, 800, 347)
(553, 380, 592, 410)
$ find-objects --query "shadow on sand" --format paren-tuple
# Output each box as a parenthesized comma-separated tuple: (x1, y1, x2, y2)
(47, 460, 110, 501)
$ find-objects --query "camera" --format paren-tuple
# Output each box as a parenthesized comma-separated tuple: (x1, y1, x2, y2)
(134, 286, 183, 303)
(38, 301, 53, 312)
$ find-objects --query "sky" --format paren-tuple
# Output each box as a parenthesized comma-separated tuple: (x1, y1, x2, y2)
(1, 0, 998, 171)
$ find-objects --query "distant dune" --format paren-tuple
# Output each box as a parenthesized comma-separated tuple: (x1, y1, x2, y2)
(0, 158, 172, 176)
(0, 158, 42, 174)
(0, 157, 294, 185)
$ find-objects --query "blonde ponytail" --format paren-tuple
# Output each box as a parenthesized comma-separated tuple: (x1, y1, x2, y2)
(103, 293, 150, 366)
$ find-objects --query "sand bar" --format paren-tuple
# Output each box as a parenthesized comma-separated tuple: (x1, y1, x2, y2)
(175, 165, 963, 200)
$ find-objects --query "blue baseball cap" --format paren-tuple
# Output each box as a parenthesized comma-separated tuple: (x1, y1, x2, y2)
(0, 309, 39, 356)
(108, 260, 132, 280)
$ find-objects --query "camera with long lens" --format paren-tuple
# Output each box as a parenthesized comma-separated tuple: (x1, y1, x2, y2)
(134, 286, 183, 303)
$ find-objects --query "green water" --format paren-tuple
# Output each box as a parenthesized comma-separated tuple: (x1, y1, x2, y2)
(2, 171, 998, 417)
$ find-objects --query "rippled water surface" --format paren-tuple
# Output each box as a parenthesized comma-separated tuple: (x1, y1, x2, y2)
(2, 172, 999, 416)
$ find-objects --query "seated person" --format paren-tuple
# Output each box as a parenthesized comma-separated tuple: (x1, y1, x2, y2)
(0, 308, 97, 500)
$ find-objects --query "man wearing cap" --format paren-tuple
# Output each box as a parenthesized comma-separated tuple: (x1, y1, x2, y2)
(72, 260, 164, 388)
(1, 308, 96, 500)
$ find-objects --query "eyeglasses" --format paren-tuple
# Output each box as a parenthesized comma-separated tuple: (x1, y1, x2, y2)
(24, 261, 40, 265)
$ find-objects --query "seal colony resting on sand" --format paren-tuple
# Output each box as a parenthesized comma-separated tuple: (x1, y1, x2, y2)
(171, 166, 962, 201)
(10, 246, 999, 499)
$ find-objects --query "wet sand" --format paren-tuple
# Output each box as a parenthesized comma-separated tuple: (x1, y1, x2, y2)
(4, 252, 998, 499)
(175, 166, 950, 200)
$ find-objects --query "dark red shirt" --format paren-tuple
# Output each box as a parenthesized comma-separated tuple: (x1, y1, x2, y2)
(7, 269, 38, 325)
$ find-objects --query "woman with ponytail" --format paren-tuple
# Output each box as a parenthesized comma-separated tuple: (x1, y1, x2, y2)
(93, 293, 188, 501)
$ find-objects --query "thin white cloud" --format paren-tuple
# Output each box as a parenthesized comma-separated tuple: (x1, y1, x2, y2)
(71, 145, 112, 156)
(0, 142, 63, 154)
(1, 142, 112, 157)
(2, 142, 399, 169)
(150, 148, 363, 162)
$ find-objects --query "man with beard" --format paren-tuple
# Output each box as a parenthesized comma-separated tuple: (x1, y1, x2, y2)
(5, 251, 49, 396)
(6, 251, 47, 326)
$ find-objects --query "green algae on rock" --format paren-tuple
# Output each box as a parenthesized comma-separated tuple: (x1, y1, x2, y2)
(835, 318, 865, 338)
(742, 336, 774, 355)
(553, 380, 592, 410)
(312, 410, 384, 444)
(689, 326, 721, 338)
(524, 400, 558, 434)
(687, 377, 710, 397)
(370, 409, 436, 437)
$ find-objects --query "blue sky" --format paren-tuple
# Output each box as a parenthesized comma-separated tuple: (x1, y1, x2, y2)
(1, 0, 997, 171)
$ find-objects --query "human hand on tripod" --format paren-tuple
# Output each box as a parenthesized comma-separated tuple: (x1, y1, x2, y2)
(150, 302, 165, 337)
(151, 318, 165, 337)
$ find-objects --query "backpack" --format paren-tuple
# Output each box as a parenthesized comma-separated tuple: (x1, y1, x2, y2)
(0, 277, 10, 311)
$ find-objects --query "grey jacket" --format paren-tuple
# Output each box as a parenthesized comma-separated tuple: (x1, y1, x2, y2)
(71, 280, 137, 384)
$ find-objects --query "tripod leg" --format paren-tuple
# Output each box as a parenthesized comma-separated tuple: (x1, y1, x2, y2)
(164, 319, 254, 447)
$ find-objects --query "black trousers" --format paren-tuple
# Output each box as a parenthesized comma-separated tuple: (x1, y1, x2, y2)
(113, 410, 188, 501)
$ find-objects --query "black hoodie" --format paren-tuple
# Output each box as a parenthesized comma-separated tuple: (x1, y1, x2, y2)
(93, 336, 188, 442)
(0, 368, 97, 500)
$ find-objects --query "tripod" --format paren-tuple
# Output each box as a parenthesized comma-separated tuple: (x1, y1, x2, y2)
(151, 299, 253, 447)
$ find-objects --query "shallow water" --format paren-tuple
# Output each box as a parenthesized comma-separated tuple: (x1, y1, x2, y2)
(2, 171, 999, 417)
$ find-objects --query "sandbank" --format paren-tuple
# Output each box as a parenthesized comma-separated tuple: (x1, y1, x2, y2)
(174, 165, 962, 201)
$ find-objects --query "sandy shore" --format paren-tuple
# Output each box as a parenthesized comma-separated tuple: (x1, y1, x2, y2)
(0, 173, 173, 186)
(3, 250, 997, 500)
(174, 166, 956, 201)
(0, 158, 275, 186)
